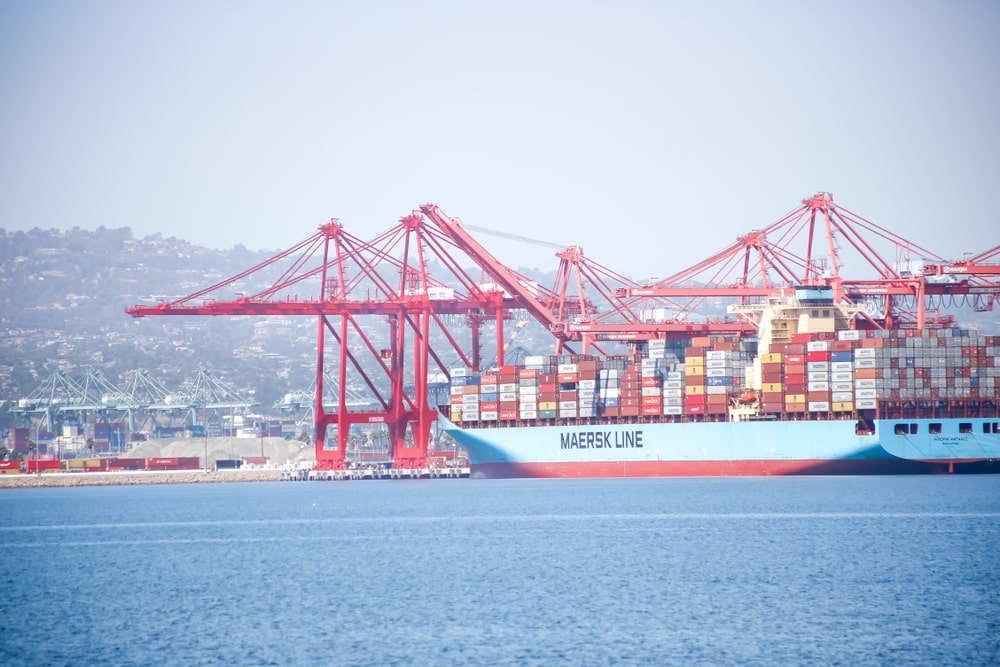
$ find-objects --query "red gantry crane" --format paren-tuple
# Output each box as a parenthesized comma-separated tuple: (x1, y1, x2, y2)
(612, 193, 999, 334)
(128, 210, 604, 470)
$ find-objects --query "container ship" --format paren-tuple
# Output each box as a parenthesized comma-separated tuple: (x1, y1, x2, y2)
(441, 288, 1000, 478)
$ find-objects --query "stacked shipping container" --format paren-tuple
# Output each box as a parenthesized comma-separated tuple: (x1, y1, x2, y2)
(448, 328, 997, 424)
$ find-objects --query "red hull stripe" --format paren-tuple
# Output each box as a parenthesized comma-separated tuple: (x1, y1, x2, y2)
(472, 458, 938, 478)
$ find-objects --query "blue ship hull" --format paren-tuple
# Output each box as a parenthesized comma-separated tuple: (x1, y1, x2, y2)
(441, 416, 1000, 478)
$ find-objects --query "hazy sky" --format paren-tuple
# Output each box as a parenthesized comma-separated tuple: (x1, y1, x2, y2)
(1, 0, 998, 279)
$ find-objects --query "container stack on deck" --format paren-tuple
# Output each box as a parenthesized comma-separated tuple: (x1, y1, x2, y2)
(448, 327, 998, 424)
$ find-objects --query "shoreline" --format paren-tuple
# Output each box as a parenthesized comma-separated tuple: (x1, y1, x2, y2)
(0, 468, 284, 489)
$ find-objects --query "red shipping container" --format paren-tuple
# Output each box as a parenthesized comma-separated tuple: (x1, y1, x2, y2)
(784, 373, 806, 385)
(641, 376, 661, 387)
(519, 368, 538, 379)
(784, 354, 805, 365)
(807, 351, 830, 362)
(620, 406, 641, 417)
(641, 396, 661, 406)
(24, 459, 61, 471)
(558, 373, 579, 383)
(641, 405, 662, 416)
(480, 374, 498, 384)
(480, 402, 499, 412)
(499, 410, 518, 420)
(685, 396, 706, 408)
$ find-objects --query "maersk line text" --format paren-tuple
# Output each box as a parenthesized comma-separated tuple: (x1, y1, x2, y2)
(560, 431, 643, 449)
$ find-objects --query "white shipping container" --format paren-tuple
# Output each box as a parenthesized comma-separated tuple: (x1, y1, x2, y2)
(559, 409, 578, 418)
(499, 383, 517, 393)
(831, 382, 854, 392)
(480, 411, 498, 421)
(706, 385, 728, 395)
(603, 388, 620, 399)
(519, 385, 538, 396)
(831, 361, 853, 373)
(664, 406, 683, 415)
(855, 399, 877, 409)
(641, 387, 662, 396)
(480, 384, 498, 394)
(706, 350, 731, 360)
(666, 371, 683, 381)
(557, 363, 579, 373)
(854, 388, 878, 399)
(461, 412, 480, 422)
(579, 380, 596, 390)
(641, 368, 661, 378)
(838, 330, 862, 341)
(706, 359, 729, 369)
(450, 385, 465, 395)
(663, 397, 683, 406)
(831, 371, 853, 382)
(808, 371, 830, 382)
(451, 367, 469, 377)
(462, 395, 480, 404)
(808, 401, 831, 412)
(808, 382, 830, 392)
(664, 380, 683, 390)
(558, 400, 578, 410)
(855, 348, 877, 359)
(663, 388, 683, 398)
(524, 355, 547, 367)
(855, 358, 877, 368)
(578, 407, 596, 418)
(519, 410, 538, 420)
(499, 392, 518, 402)
(807, 341, 831, 352)
(807, 361, 830, 372)
(706, 368, 729, 377)
(832, 391, 854, 402)
(854, 378, 877, 389)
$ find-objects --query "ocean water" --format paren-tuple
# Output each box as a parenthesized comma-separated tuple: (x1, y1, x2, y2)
(1, 476, 999, 666)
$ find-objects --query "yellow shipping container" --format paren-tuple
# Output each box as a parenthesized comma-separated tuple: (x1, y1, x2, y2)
(686, 356, 705, 367)
(760, 352, 783, 364)
(685, 365, 705, 377)
(67, 459, 86, 469)
(784, 394, 806, 404)
(538, 402, 558, 411)
(685, 385, 705, 396)
(785, 401, 807, 412)
(761, 383, 784, 394)
(832, 402, 854, 412)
